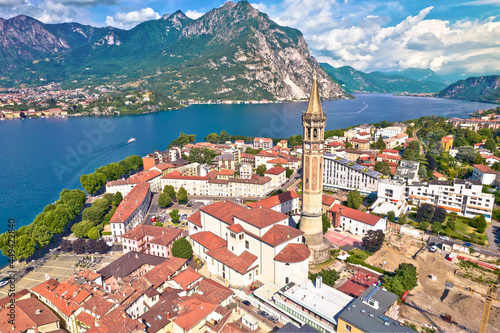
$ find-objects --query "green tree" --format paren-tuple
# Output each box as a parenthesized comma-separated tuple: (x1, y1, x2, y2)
(205, 133, 219, 144)
(112, 192, 123, 207)
(32, 225, 53, 247)
(374, 162, 391, 176)
(376, 135, 386, 150)
(170, 209, 180, 224)
(347, 190, 362, 209)
(387, 211, 396, 222)
(154, 221, 164, 227)
(87, 227, 101, 240)
(285, 167, 294, 178)
(397, 213, 408, 225)
(431, 222, 442, 234)
(456, 146, 478, 164)
(416, 203, 435, 222)
(171, 238, 193, 259)
(82, 206, 107, 226)
(163, 185, 176, 198)
(362, 229, 385, 253)
(485, 138, 497, 153)
(322, 214, 331, 234)
(384, 263, 418, 296)
(177, 187, 188, 204)
(103, 193, 114, 205)
(256, 165, 267, 176)
(15, 234, 35, 260)
(158, 193, 172, 207)
(431, 206, 447, 223)
(309, 269, 340, 287)
(72, 220, 94, 238)
(80, 172, 107, 194)
(419, 221, 430, 231)
(219, 129, 230, 143)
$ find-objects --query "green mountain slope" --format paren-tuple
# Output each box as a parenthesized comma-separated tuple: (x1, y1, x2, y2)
(438, 75, 500, 103)
(320, 63, 446, 93)
(384, 68, 444, 84)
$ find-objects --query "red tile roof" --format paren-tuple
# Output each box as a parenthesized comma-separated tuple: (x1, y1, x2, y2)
(31, 279, 91, 317)
(131, 170, 161, 182)
(173, 294, 218, 331)
(267, 158, 288, 164)
(190, 231, 227, 250)
(382, 149, 399, 154)
(218, 169, 235, 176)
(254, 137, 272, 142)
(122, 224, 168, 241)
(256, 151, 278, 158)
(206, 247, 258, 274)
(329, 204, 383, 226)
(142, 257, 187, 288)
(197, 278, 234, 305)
(82, 294, 114, 317)
(322, 195, 336, 206)
(227, 223, 245, 233)
(350, 138, 369, 143)
(200, 201, 249, 225)
(110, 182, 150, 224)
(187, 210, 202, 227)
(248, 191, 299, 209)
(337, 272, 380, 298)
(234, 207, 288, 229)
(0, 296, 60, 333)
(17, 297, 60, 326)
(357, 131, 371, 136)
(274, 243, 310, 263)
(473, 164, 497, 174)
(149, 229, 182, 246)
(76, 311, 96, 327)
(260, 224, 304, 246)
(327, 141, 344, 147)
(221, 322, 252, 333)
(265, 166, 286, 175)
(155, 163, 174, 170)
(172, 268, 202, 290)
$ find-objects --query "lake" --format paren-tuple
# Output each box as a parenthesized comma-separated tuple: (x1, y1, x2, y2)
(0, 93, 498, 266)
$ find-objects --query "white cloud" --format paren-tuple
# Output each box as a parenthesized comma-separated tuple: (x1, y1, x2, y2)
(185, 9, 203, 20)
(106, 7, 159, 29)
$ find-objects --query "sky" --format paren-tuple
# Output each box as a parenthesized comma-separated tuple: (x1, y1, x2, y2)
(1, 0, 499, 79)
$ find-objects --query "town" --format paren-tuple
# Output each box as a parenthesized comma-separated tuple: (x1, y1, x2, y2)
(2, 78, 500, 333)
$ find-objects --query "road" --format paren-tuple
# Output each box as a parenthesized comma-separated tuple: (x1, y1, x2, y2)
(144, 192, 160, 225)
(428, 233, 500, 257)
(282, 168, 301, 191)
(238, 299, 282, 331)
(412, 128, 425, 155)
(486, 220, 500, 252)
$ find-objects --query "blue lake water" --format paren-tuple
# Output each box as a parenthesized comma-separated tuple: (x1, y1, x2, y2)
(0, 93, 498, 266)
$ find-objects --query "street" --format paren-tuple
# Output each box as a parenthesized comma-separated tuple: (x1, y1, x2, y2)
(486, 220, 500, 252)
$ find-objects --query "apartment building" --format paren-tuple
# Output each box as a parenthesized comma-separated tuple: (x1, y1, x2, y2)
(122, 225, 182, 258)
(374, 126, 402, 140)
(329, 204, 387, 236)
(253, 137, 273, 149)
(323, 153, 382, 194)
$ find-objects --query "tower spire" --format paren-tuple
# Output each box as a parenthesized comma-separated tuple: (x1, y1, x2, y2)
(306, 71, 323, 114)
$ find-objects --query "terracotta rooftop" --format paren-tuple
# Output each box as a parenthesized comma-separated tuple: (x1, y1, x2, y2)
(98, 251, 166, 280)
(0, 289, 29, 308)
(206, 247, 258, 274)
(17, 297, 60, 326)
(267, 158, 289, 164)
(254, 137, 272, 142)
(337, 272, 380, 298)
(221, 322, 252, 333)
(227, 223, 246, 233)
(149, 228, 182, 246)
(31, 279, 91, 317)
(142, 257, 187, 288)
(155, 163, 174, 170)
(274, 243, 311, 263)
(172, 268, 202, 290)
(256, 151, 278, 158)
(200, 201, 249, 225)
(121, 224, 168, 241)
(217, 169, 236, 176)
(260, 224, 304, 247)
(322, 195, 336, 206)
(173, 294, 218, 331)
(187, 210, 202, 227)
(110, 182, 150, 224)
(197, 278, 234, 305)
(473, 164, 497, 174)
(76, 311, 96, 328)
(131, 169, 161, 182)
(248, 191, 299, 209)
(190, 231, 227, 250)
(329, 204, 383, 226)
(265, 166, 286, 175)
(82, 294, 114, 317)
(234, 206, 288, 229)
(96, 307, 146, 333)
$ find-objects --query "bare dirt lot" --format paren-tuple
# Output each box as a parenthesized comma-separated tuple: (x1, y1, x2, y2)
(366, 236, 500, 333)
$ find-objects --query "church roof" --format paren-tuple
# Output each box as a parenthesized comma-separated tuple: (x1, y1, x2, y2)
(305, 72, 323, 114)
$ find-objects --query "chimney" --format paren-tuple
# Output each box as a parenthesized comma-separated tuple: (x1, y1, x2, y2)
(316, 276, 322, 289)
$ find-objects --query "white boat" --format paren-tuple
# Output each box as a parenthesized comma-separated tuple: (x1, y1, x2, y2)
(128, 138, 136, 143)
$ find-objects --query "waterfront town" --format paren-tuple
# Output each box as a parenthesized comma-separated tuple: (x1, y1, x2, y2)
(2, 78, 500, 333)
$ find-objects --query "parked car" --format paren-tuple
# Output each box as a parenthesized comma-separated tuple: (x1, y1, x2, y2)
(464, 242, 472, 247)
(151, 216, 156, 222)
(257, 310, 268, 318)
(269, 316, 279, 323)
(25, 267, 34, 274)
(242, 300, 251, 306)
(0, 277, 10, 287)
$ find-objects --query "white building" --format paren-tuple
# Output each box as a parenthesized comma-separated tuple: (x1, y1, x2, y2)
(374, 126, 402, 140)
(106, 170, 162, 196)
(472, 164, 498, 185)
(110, 182, 152, 242)
(187, 201, 310, 287)
(265, 166, 287, 187)
(394, 160, 420, 184)
(323, 153, 382, 194)
(253, 137, 273, 149)
(407, 179, 494, 221)
(248, 191, 300, 216)
(239, 163, 253, 179)
(370, 180, 408, 216)
(329, 204, 387, 236)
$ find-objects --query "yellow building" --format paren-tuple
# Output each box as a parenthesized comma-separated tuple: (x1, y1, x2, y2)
(441, 136, 454, 151)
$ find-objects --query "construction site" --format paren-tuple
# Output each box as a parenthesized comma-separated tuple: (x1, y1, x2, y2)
(365, 234, 500, 333)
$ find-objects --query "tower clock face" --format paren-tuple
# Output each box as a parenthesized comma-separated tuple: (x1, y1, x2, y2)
(305, 143, 311, 149)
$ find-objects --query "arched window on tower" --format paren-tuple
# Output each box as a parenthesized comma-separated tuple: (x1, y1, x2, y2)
(308, 128, 311, 140)
(313, 128, 318, 139)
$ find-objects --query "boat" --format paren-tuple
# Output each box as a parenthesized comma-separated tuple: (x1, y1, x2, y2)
(128, 138, 136, 143)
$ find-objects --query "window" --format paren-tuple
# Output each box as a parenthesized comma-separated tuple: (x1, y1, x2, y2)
(245, 240, 249, 249)
(285, 277, 289, 284)
(345, 324, 352, 332)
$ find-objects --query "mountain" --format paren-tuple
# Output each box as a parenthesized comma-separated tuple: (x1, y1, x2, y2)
(438, 75, 500, 103)
(384, 68, 444, 84)
(0, 2, 349, 102)
(320, 63, 447, 93)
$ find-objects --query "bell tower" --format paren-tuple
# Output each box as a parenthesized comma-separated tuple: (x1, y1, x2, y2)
(300, 71, 330, 264)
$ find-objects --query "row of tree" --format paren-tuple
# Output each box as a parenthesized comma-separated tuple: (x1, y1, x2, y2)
(60, 238, 109, 254)
(80, 155, 143, 194)
(0, 189, 87, 260)
(158, 185, 188, 207)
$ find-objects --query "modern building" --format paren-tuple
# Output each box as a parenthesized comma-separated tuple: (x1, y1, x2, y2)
(337, 285, 418, 333)
(448, 117, 500, 132)
(407, 179, 494, 221)
(329, 204, 387, 236)
(374, 126, 402, 140)
(370, 180, 408, 216)
(188, 200, 310, 287)
(248, 191, 300, 216)
(110, 182, 152, 242)
(239, 163, 253, 179)
(253, 137, 273, 149)
(121, 225, 183, 258)
(323, 153, 382, 194)
(472, 164, 498, 185)
(394, 160, 420, 184)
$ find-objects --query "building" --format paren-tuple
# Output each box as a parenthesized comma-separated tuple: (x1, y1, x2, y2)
(441, 136, 454, 151)
(325, 141, 345, 153)
(349, 138, 370, 150)
(407, 179, 494, 221)
(374, 126, 402, 140)
(321, 195, 339, 214)
(188, 200, 310, 287)
(265, 166, 287, 187)
(329, 204, 387, 236)
(143, 149, 181, 170)
(248, 191, 300, 215)
(260, 278, 353, 333)
(106, 170, 162, 196)
(151, 163, 175, 176)
(370, 180, 408, 216)
(255, 151, 278, 167)
(239, 163, 253, 179)
(110, 182, 152, 242)
(122, 225, 183, 258)
(337, 285, 418, 333)
(323, 153, 382, 194)
(472, 164, 498, 185)
(383, 132, 408, 149)
(337, 270, 381, 298)
(300, 74, 330, 264)
(253, 137, 273, 149)
(277, 140, 288, 148)
(448, 117, 500, 132)
(214, 153, 236, 170)
(394, 160, 420, 184)
(276, 323, 320, 333)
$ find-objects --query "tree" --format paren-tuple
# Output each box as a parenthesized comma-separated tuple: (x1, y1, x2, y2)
(219, 129, 230, 143)
(170, 209, 180, 224)
(158, 193, 172, 207)
(72, 220, 94, 238)
(374, 162, 391, 176)
(154, 221, 164, 227)
(384, 263, 418, 296)
(376, 135, 386, 150)
(82, 206, 107, 226)
(347, 190, 362, 209)
(416, 203, 435, 222)
(431, 222, 442, 234)
(419, 221, 430, 231)
(85, 239, 97, 253)
(73, 238, 86, 254)
(431, 206, 447, 223)
(456, 146, 478, 164)
(387, 211, 396, 222)
(33, 225, 52, 247)
(103, 193, 114, 205)
(177, 187, 188, 204)
(15, 234, 35, 260)
(171, 238, 193, 259)
(309, 269, 340, 287)
(112, 192, 123, 207)
(87, 227, 101, 240)
(472, 215, 487, 233)
(485, 138, 497, 153)
(418, 165, 428, 178)
(397, 213, 408, 225)
(256, 165, 267, 176)
(285, 167, 294, 178)
(322, 214, 331, 234)
(426, 154, 437, 171)
(60, 239, 72, 252)
(362, 230, 385, 253)
(95, 239, 109, 253)
(163, 185, 176, 198)
(205, 133, 219, 144)
(80, 172, 107, 194)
